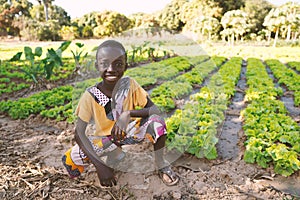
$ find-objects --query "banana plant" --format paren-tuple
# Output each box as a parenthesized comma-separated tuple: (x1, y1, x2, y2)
(10, 41, 71, 83)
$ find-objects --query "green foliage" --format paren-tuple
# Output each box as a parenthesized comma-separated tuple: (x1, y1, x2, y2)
(59, 25, 79, 40)
(156, 0, 187, 32)
(220, 10, 251, 43)
(0, 85, 73, 120)
(93, 11, 133, 38)
(213, 0, 245, 15)
(82, 25, 93, 38)
(10, 40, 71, 83)
(242, 58, 300, 177)
(71, 42, 88, 67)
(166, 57, 242, 159)
(242, 0, 273, 35)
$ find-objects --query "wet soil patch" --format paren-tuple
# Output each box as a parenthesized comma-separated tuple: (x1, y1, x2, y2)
(216, 60, 247, 160)
(265, 63, 300, 125)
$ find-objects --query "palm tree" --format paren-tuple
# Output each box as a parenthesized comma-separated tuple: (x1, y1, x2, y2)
(263, 8, 285, 47)
(220, 10, 250, 45)
(37, 0, 53, 21)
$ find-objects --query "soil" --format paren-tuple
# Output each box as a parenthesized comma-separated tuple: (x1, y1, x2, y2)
(1, 59, 300, 199)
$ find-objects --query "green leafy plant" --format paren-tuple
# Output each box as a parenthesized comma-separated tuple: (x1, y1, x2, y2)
(71, 42, 88, 73)
(10, 41, 71, 83)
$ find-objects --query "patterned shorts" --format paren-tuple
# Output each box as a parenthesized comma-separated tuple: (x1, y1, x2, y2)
(62, 114, 167, 178)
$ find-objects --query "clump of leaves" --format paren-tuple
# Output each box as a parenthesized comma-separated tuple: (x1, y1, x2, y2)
(10, 41, 71, 83)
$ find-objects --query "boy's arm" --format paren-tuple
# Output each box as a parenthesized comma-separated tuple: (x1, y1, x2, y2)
(130, 96, 160, 118)
(112, 96, 160, 141)
(74, 118, 116, 187)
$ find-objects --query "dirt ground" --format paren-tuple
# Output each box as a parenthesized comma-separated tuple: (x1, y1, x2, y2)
(0, 113, 299, 200)
(0, 42, 300, 199)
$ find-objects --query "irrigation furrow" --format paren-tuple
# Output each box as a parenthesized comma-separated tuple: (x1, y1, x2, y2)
(166, 57, 243, 159)
(264, 59, 300, 123)
(149, 56, 227, 113)
(216, 60, 247, 160)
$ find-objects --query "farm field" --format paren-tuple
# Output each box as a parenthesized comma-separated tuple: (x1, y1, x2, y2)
(0, 37, 300, 200)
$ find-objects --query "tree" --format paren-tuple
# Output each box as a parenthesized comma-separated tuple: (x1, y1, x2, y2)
(242, 0, 273, 35)
(93, 11, 133, 38)
(0, 0, 32, 37)
(30, 4, 70, 26)
(193, 16, 220, 41)
(156, 0, 188, 32)
(279, 2, 300, 41)
(220, 10, 250, 45)
(213, 0, 245, 15)
(263, 7, 286, 46)
(180, 0, 222, 37)
(36, 0, 54, 21)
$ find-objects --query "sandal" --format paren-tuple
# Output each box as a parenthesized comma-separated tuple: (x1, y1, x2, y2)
(158, 165, 179, 186)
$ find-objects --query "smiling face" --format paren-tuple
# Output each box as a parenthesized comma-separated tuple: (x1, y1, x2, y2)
(96, 46, 127, 87)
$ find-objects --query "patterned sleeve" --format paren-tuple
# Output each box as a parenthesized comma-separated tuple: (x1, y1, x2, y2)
(75, 91, 93, 123)
(130, 78, 148, 108)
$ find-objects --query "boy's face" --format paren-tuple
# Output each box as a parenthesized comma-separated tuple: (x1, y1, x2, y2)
(96, 47, 127, 86)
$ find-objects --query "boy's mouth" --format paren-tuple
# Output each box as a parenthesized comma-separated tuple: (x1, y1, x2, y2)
(105, 75, 119, 82)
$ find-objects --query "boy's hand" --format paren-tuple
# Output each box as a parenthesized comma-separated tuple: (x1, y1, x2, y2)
(112, 111, 130, 141)
(95, 163, 116, 187)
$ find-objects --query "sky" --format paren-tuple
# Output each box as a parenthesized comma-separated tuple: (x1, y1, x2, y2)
(34, 0, 300, 19)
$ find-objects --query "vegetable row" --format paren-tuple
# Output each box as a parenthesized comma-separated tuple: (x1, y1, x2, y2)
(150, 56, 227, 112)
(266, 59, 300, 106)
(166, 57, 243, 159)
(241, 58, 300, 177)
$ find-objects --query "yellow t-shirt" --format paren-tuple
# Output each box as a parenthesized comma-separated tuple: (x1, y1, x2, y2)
(75, 77, 148, 136)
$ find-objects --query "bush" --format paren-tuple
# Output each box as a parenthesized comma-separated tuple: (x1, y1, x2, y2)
(59, 26, 79, 40)
(21, 19, 62, 41)
(82, 25, 93, 38)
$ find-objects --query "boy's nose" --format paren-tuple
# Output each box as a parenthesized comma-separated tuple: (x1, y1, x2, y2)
(107, 63, 114, 71)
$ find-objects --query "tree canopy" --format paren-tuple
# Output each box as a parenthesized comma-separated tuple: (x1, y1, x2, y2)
(0, 0, 299, 45)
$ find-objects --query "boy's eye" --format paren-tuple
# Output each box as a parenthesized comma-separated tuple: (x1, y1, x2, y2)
(99, 62, 109, 68)
(114, 62, 124, 68)
(98, 61, 125, 69)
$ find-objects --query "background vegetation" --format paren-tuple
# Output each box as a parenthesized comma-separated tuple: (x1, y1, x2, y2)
(1, 0, 299, 47)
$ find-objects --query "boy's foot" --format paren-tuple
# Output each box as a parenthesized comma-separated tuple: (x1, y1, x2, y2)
(158, 165, 179, 186)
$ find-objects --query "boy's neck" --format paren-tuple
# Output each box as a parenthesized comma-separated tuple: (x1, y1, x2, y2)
(98, 81, 114, 98)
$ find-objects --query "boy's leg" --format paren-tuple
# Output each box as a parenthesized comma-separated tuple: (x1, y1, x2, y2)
(62, 136, 123, 178)
(143, 115, 179, 185)
(62, 144, 89, 178)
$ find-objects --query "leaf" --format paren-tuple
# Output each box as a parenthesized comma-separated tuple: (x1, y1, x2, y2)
(75, 42, 84, 48)
(244, 149, 256, 163)
(47, 49, 63, 66)
(34, 47, 43, 57)
(204, 146, 217, 160)
(58, 40, 71, 52)
(24, 46, 34, 61)
(10, 52, 22, 61)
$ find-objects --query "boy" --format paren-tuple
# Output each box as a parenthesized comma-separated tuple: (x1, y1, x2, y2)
(62, 40, 179, 187)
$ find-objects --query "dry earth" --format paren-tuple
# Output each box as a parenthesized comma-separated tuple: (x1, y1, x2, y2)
(0, 114, 299, 200)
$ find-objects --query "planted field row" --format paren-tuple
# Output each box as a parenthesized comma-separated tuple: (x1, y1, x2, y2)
(150, 56, 227, 112)
(287, 61, 300, 72)
(265, 59, 300, 106)
(125, 55, 208, 87)
(0, 56, 207, 122)
(166, 57, 243, 159)
(0, 86, 73, 121)
(0, 58, 77, 96)
(242, 58, 300, 177)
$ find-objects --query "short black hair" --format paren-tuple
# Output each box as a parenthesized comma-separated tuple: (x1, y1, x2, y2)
(95, 40, 127, 70)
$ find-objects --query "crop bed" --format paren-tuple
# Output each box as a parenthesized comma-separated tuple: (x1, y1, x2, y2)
(0, 54, 299, 199)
